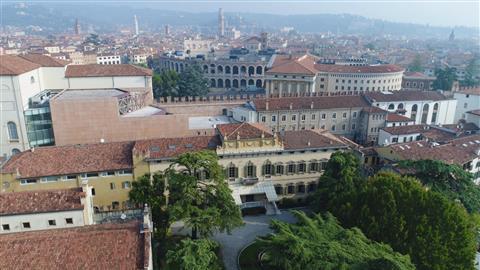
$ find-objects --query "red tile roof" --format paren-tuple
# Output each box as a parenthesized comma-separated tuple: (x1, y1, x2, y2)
(281, 129, 348, 150)
(267, 54, 318, 75)
(314, 63, 404, 74)
(0, 55, 40, 75)
(19, 54, 70, 67)
(382, 124, 427, 135)
(364, 91, 448, 102)
(133, 136, 220, 160)
(384, 134, 480, 165)
(0, 221, 148, 270)
(1, 141, 134, 179)
(386, 113, 414, 122)
(403, 72, 434, 79)
(65, 64, 152, 77)
(217, 122, 274, 140)
(266, 54, 403, 75)
(253, 95, 370, 111)
(0, 188, 85, 216)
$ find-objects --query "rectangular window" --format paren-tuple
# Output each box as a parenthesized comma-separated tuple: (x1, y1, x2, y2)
(298, 163, 306, 173)
(100, 171, 115, 177)
(122, 181, 131, 189)
(281, 115, 286, 121)
(287, 185, 295, 194)
(65, 218, 73, 224)
(352, 124, 356, 130)
(2, 224, 10, 231)
(332, 113, 336, 119)
(275, 165, 284, 175)
(321, 113, 326, 119)
(117, 170, 132, 175)
(62, 175, 77, 181)
(342, 124, 346, 130)
(311, 114, 316, 120)
(331, 125, 336, 131)
(22, 222, 31, 229)
(48, 220, 56, 226)
(261, 116, 266, 122)
(271, 115, 276, 122)
(343, 112, 347, 118)
(40, 176, 59, 183)
(91, 188, 96, 196)
(287, 164, 296, 174)
(20, 179, 37, 185)
(353, 112, 357, 118)
(301, 115, 306, 121)
(292, 115, 297, 121)
(82, 173, 99, 179)
(110, 183, 116, 190)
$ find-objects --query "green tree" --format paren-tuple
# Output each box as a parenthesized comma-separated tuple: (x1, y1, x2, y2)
(85, 33, 100, 45)
(259, 211, 415, 270)
(167, 150, 243, 239)
(312, 151, 362, 224)
(312, 170, 477, 270)
(432, 67, 457, 90)
(399, 159, 480, 213)
(408, 54, 423, 72)
(152, 70, 180, 98)
(462, 57, 480, 87)
(129, 173, 170, 240)
(166, 238, 222, 270)
(176, 65, 209, 97)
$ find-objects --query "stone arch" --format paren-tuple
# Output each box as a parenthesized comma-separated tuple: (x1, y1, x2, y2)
(421, 104, 429, 124)
(431, 103, 439, 123)
(248, 66, 255, 76)
(217, 79, 224, 88)
(411, 104, 418, 121)
(225, 79, 231, 88)
(240, 66, 247, 74)
(210, 79, 216, 88)
(203, 65, 208, 73)
(248, 79, 255, 86)
(175, 62, 179, 72)
(240, 79, 247, 87)
(233, 79, 239, 88)
(256, 66, 263, 75)
(256, 79, 262, 88)
(225, 66, 231, 74)
(233, 66, 239, 75)
(217, 65, 223, 74)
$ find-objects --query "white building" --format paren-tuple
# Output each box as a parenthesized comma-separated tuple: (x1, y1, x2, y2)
(183, 39, 214, 57)
(454, 87, 480, 123)
(96, 54, 122, 65)
(0, 185, 94, 234)
(364, 91, 457, 126)
(0, 54, 69, 158)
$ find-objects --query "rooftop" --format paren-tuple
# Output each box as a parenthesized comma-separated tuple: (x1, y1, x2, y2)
(456, 87, 480, 96)
(1, 141, 134, 179)
(0, 188, 85, 216)
(65, 64, 152, 77)
(386, 113, 415, 122)
(281, 129, 348, 150)
(123, 106, 165, 117)
(217, 122, 274, 140)
(364, 91, 448, 102)
(0, 54, 70, 75)
(54, 89, 128, 100)
(403, 71, 435, 79)
(0, 221, 148, 270)
(133, 136, 220, 160)
(188, 116, 232, 130)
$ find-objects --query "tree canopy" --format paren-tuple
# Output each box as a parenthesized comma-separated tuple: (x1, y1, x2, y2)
(259, 210, 415, 270)
(129, 173, 170, 239)
(432, 67, 457, 90)
(152, 70, 180, 98)
(151, 65, 209, 99)
(398, 159, 480, 213)
(167, 150, 243, 239)
(166, 238, 222, 270)
(408, 54, 423, 72)
(311, 154, 477, 270)
(462, 57, 480, 87)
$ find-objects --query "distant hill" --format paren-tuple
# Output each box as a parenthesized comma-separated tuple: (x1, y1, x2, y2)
(3, 3, 478, 39)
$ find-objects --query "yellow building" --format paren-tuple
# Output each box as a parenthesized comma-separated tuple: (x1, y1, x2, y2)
(1, 123, 350, 213)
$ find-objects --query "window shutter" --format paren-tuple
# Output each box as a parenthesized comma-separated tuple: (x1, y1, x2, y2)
(244, 165, 248, 178)
(235, 167, 238, 178)
(253, 166, 257, 177)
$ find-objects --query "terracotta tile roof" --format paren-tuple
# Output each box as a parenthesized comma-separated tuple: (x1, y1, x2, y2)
(253, 95, 370, 111)
(0, 55, 40, 75)
(217, 122, 274, 140)
(65, 64, 152, 77)
(281, 129, 348, 150)
(403, 72, 435, 79)
(267, 54, 318, 75)
(267, 54, 404, 75)
(382, 124, 428, 135)
(314, 63, 404, 74)
(133, 136, 220, 160)
(386, 113, 414, 122)
(362, 106, 388, 114)
(19, 54, 70, 67)
(0, 221, 148, 270)
(384, 134, 480, 165)
(457, 87, 480, 96)
(364, 91, 448, 102)
(1, 141, 134, 179)
(0, 188, 85, 216)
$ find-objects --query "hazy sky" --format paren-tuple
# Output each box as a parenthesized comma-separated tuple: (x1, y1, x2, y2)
(131, 0, 479, 28)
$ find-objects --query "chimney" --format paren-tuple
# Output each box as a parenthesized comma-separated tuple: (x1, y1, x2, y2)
(266, 100, 269, 111)
(289, 103, 293, 110)
(307, 140, 311, 146)
(310, 101, 314, 109)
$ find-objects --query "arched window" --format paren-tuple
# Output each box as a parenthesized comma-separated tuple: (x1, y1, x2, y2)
(217, 65, 223, 74)
(275, 163, 284, 175)
(210, 79, 216, 88)
(411, 104, 418, 121)
(232, 79, 239, 88)
(431, 103, 439, 123)
(397, 103, 404, 110)
(217, 79, 224, 88)
(248, 79, 254, 86)
(226, 163, 238, 179)
(388, 103, 395, 110)
(233, 66, 239, 75)
(225, 66, 231, 74)
(256, 79, 262, 88)
(11, 148, 20, 155)
(256, 66, 263, 75)
(7, 122, 18, 140)
(225, 79, 231, 88)
(421, 104, 429, 124)
(244, 161, 256, 178)
(248, 66, 255, 76)
(262, 160, 274, 176)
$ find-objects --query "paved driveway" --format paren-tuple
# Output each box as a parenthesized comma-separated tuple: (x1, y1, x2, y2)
(171, 210, 301, 270)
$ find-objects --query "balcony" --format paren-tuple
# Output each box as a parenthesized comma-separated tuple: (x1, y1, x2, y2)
(241, 177, 259, 185)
